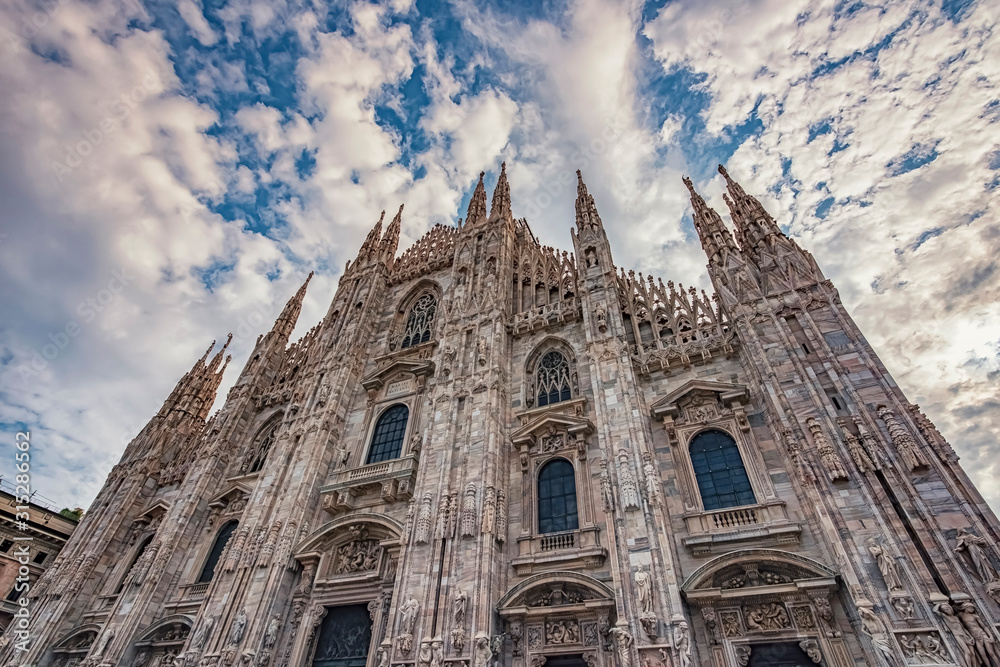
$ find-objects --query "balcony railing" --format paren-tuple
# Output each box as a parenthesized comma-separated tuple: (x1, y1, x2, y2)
(681, 501, 800, 555)
(320, 455, 419, 514)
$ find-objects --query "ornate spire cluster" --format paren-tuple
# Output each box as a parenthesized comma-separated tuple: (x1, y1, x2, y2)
(380, 204, 404, 267)
(488, 162, 512, 223)
(272, 271, 313, 342)
(466, 171, 488, 227)
(574, 170, 604, 232)
(683, 175, 738, 263)
(158, 334, 232, 423)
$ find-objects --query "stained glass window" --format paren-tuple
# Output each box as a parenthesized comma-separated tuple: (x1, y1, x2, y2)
(401, 294, 436, 348)
(199, 520, 238, 583)
(536, 351, 572, 407)
(366, 405, 409, 464)
(689, 430, 756, 510)
(538, 459, 579, 534)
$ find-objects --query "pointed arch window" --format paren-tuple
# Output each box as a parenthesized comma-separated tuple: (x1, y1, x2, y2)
(366, 404, 409, 464)
(536, 351, 572, 407)
(242, 420, 279, 475)
(199, 520, 238, 583)
(538, 459, 579, 534)
(116, 535, 153, 594)
(401, 294, 436, 348)
(689, 430, 756, 510)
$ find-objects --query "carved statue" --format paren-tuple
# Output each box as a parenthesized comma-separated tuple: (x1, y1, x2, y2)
(956, 602, 1000, 667)
(229, 609, 247, 646)
(859, 606, 900, 667)
(400, 597, 420, 637)
(673, 622, 690, 667)
(617, 449, 640, 510)
(473, 633, 493, 667)
(890, 595, 915, 620)
(799, 640, 822, 664)
(263, 614, 280, 649)
(867, 538, 905, 591)
(190, 615, 215, 651)
(955, 528, 1000, 584)
(376, 647, 390, 667)
(93, 624, 116, 657)
(935, 602, 976, 667)
(609, 626, 634, 667)
(334, 443, 350, 469)
(877, 405, 928, 470)
(634, 566, 653, 614)
(418, 641, 432, 667)
(476, 336, 487, 365)
(431, 640, 443, 667)
(595, 305, 607, 332)
(453, 589, 467, 626)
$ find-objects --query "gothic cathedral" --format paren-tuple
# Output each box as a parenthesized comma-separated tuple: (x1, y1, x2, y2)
(12, 165, 1000, 667)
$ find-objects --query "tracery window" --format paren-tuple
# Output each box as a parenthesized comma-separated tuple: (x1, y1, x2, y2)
(199, 520, 238, 583)
(116, 535, 153, 593)
(538, 459, 579, 534)
(365, 404, 409, 464)
(401, 294, 436, 349)
(536, 351, 572, 407)
(689, 430, 756, 510)
(242, 420, 279, 475)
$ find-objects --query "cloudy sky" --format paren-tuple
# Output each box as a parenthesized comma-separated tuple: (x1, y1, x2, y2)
(1, 0, 998, 513)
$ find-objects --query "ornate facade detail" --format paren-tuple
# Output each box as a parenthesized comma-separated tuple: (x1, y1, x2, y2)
(461, 483, 478, 538)
(806, 417, 849, 481)
(617, 449, 640, 510)
(877, 405, 928, 471)
(415, 492, 433, 544)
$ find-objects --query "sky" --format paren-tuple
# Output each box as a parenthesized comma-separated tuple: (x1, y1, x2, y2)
(0, 0, 998, 513)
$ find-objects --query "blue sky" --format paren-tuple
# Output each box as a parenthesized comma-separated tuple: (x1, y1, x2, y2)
(1, 0, 999, 512)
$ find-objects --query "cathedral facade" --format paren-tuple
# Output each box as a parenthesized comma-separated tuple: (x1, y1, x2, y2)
(9, 164, 1000, 667)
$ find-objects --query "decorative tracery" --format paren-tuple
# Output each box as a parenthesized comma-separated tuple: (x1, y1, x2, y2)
(241, 420, 279, 475)
(401, 294, 436, 349)
(536, 351, 572, 407)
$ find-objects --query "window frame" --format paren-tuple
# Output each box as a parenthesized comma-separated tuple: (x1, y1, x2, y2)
(536, 457, 581, 535)
(363, 403, 411, 465)
(524, 339, 579, 410)
(400, 293, 437, 349)
(198, 519, 239, 583)
(688, 429, 757, 511)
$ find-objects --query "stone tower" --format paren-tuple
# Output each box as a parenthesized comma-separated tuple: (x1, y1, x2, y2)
(9, 163, 1000, 667)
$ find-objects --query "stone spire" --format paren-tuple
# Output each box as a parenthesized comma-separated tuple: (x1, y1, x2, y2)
(157, 334, 232, 423)
(466, 172, 488, 227)
(683, 175, 739, 264)
(574, 170, 604, 232)
(381, 204, 404, 266)
(272, 271, 313, 342)
(718, 164, 783, 256)
(488, 161, 511, 222)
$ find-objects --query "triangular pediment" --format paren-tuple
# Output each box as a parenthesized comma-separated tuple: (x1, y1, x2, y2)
(510, 411, 594, 447)
(649, 379, 749, 420)
(207, 480, 255, 509)
(362, 356, 435, 393)
(136, 499, 171, 523)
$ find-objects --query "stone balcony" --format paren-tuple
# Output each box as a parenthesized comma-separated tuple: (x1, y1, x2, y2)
(511, 298, 581, 336)
(510, 526, 607, 575)
(680, 500, 801, 556)
(320, 455, 419, 515)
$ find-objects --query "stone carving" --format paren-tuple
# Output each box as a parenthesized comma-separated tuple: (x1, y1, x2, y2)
(743, 603, 790, 632)
(595, 305, 607, 332)
(258, 520, 282, 568)
(720, 611, 742, 638)
(334, 537, 382, 575)
(859, 606, 900, 667)
(734, 645, 751, 667)
(840, 420, 878, 473)
(402, 499, 415, 546)
(295, 561, 317, 597)
(546, 619, 581, 644)
(376, 647, 390, 667)
(396, 596, 419, 654)
(898, 633, 950, 665)
(263, 614, 280, 650)
(461, 484, 478, 538)
(432, 640, 443, 667)
(415, 492, 433, 544)
(806, 417, 849, 481)
(934, 602, 976, 667)
(334, 443, 350, 470)
(481, 485, 497, 535)
(496, 490, 507, 542)
(791, 606, 816, 630)
(527, 626, 542, 650)
(954, 528, 1000, 587)
(810, 594, 840, 637)
(530, 657, 547, 667)
(956, 602, 1000, 667)
(673, 622, 690, 667)
(224, 529, 248, 572)
(93, 624, 116, 658)
(509, 621, 523, 656)
(599, 459, 615, 513)
(877, 405, 928, 470)
(190, 615, 215, 651)
(451, 626, 466, 652)
(617, 449, 640, 510)
(634, 567, 653, 615)
(476, 337, 487, 366)
(853, 417, 886, 468)
(890, 594, 915, 620)
(229, 609, 248, 646)
(453, 589, 467, 625)
(701, 607, 718, 644)
(609, 626, 634, 667)
(473, 633, 493, 667)
(798, 639, 822, 664)
(641, 452, 660, 505)
(868, 538, 905, 591)
(419, 641, 432, 667)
